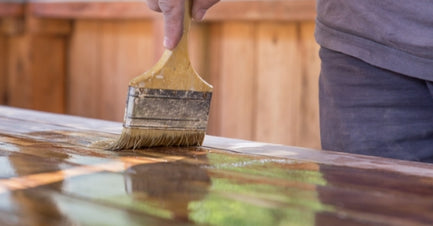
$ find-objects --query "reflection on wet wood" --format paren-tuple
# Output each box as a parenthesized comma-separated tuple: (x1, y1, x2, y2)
(0, 106, 432, 225)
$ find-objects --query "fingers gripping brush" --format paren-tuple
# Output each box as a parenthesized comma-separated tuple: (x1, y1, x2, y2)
(109, 0, 212, 150)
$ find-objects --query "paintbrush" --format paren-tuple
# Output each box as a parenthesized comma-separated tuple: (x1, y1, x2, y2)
(108, 0, 212, 150)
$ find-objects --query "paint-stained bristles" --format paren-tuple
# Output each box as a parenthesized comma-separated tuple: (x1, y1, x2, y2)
(108, 128, 205, 150)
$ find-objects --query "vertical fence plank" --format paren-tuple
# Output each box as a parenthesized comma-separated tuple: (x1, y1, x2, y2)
(211, 22, 256, 140)
(7, 18, 68, 113)
(298, 21, 320, 149)
(99, 20, 155, 121)
(68, 20, 155, 121)
(8, 35, 66, 113)
(31, 36, 66, 113)
(98, 21, 118, 120)
(189, 23, 208, 80)
(206, 23, 223, 136)
(255, 22, 301, 145)
(68, 20, 101, 118)
(0, 35, 7, 104)
(8, 34, 32, 109)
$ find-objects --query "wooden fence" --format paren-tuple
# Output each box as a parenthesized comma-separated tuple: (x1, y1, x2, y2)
(0, 0, 321, 148)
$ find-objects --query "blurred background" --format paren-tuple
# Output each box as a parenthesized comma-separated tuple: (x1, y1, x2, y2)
(0, 0, 320, 148)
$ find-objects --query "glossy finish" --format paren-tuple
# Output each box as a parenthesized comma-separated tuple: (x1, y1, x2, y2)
(0, 106, 433, 225)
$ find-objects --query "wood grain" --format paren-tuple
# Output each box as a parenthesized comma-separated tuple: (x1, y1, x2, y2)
(0, 2, 24, 17)
(26, 18, 72, 35)
(28, 0, 316, 21)
(214, 22, 256, 140)
(0, 35, 7, 104)
(298, 21, 320, 149)
(255, 22, 301, 145)
(189, 22, 209, 81)
(8, 34, 32, 110)
(206, 0, 316, 21)
(68, 20, 155, 121)
(68, 21, 101, 118)
(100, 20, 155, 120)
(206, 24, 223, 136)
(30, 36, 66, 113)
(8, 34, 66, 113)
(1, 106, 433, 226)
(29, 2, 158, 19)
(1, 17, 25, 36)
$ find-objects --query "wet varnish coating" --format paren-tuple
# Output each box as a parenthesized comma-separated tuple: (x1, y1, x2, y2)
(0, 106, 433, 225)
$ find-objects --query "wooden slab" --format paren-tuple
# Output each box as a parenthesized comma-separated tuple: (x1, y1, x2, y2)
(0, 106, 432, 225)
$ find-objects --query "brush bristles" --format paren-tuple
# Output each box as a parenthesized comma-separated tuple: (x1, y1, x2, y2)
(107, 128, 205, 150)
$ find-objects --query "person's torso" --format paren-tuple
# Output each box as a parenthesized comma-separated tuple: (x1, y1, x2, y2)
(315, 0, 433, 80)
(317, 0, 433, 59)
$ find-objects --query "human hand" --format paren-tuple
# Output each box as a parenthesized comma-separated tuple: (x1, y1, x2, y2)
(146, 0, 219, 49)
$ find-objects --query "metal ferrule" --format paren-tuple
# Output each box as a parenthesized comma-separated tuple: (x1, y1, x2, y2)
(123, 87, 212, 131)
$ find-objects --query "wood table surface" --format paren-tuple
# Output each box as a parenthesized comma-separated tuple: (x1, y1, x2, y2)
(0, 106, 432, 226)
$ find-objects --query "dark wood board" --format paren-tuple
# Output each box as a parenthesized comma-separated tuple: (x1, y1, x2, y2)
(0, 106, 432, 225)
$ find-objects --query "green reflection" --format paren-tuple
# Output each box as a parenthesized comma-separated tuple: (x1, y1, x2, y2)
(187, 151, 333, 226)
(189, 192, 315, 226)
(207, 152, 326, 185)
(45, 150, 334, 225)
(53, 193, 170, 226)
(105, 195, 173, 219)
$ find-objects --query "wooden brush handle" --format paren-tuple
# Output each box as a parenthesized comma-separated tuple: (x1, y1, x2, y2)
(175, 0, 192, 57)
(130, 0, 212, 92)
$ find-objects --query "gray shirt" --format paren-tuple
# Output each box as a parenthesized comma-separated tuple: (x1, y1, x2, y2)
(315, 0, 433, 81)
